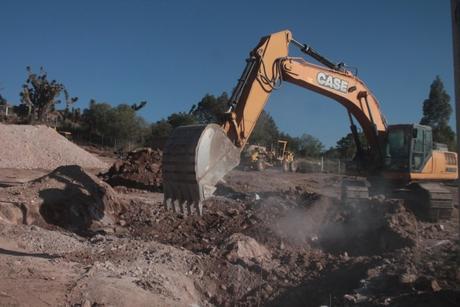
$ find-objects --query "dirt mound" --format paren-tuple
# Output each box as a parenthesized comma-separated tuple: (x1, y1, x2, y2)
(102, 148, 162, 191)
(0, 124, 107, 169)
(0, 165, 125, 234)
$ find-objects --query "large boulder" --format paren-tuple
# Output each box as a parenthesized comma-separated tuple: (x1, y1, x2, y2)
(0, 165, 125, 234)
(223, 233, 272, 267)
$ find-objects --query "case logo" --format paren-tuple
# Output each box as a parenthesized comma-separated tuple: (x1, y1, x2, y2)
(317, 72, 348, 93)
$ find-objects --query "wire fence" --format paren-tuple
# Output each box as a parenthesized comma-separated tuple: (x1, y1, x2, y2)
(295, 157, 347, 174)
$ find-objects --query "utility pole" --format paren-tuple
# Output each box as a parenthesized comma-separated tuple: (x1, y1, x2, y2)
(451, 0, 460, 243)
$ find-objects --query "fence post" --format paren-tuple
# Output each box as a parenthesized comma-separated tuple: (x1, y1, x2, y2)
(338, 159, 341, 174)
(321, 156, 324, 172)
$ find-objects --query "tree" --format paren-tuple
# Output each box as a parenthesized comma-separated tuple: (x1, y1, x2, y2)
(248, 111, 280, 146)
(336, 133, 356, 160)
(131, 101, 147, 111)
(106, 104, 148, 144)
(0, 94, 6, 106)
(296, 133, 324, 157)
(420, 76, 455, 148)
(148, 112, 197, 140)
(333, 132, 367, 160)
(82, 100, 112, 135)
(81, 100, 148, 147)
(19, 66, 78, 123)
(323, 146, 339, 159)
(167, 112, 197, 128)
(190, 92, 228, 124)
(149, 119, 173, 138)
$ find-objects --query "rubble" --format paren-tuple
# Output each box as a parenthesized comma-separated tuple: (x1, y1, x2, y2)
(101, 148, 162, 191)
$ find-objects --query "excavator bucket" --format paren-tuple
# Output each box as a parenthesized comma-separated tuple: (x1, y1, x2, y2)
(162, 124, 241, 215)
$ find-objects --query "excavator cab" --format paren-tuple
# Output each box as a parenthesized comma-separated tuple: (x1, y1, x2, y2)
(385, 125, 412, 172)
(385, 124, 435, 173)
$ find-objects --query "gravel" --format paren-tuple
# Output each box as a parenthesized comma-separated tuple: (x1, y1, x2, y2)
(0, 124, 107, 169)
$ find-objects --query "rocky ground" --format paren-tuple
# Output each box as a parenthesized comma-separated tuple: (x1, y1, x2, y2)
(100, 147, 162, 192)
(0, 165, 459, 306)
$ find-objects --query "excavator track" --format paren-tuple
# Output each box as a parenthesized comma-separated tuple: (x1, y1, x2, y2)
(341, 178, 370, 206)
(404, 182, 453, 222)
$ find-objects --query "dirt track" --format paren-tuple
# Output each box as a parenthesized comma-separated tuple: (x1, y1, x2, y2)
(0, 167, 459, 306)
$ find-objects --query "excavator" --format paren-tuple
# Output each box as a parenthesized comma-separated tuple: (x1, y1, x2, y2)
(162, 30, 458, 221)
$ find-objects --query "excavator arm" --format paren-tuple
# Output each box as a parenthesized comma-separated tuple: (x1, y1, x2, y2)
(163, 30, 388, 215)
(281, 57, 387, 161)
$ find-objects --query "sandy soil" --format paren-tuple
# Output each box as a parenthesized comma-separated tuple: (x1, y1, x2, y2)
(0, 124, 107, 169)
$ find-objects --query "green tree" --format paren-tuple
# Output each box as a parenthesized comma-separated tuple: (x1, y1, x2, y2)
(131, 101, 147, 111)
(420, 76, 455, 148)
(106, 104, 148, 144)
(0, 94, 6, 106)
(334, 132, 367, 160)
(323, 146, 339, 159)
(82, 100, 112, 135)
(336, 133, 356, 159)
(296, 133, 324, 157)
(148, 112, 197, 140)
(167, 112, 197, 128)
(190, 92, 228, 124)
(81, 100, 148, 147)
(248, 111, 280, 146)
(19, 66, 78, 123)
(149, 119, 173, 138)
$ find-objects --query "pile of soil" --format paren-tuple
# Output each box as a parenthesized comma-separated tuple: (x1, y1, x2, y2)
(0, 165, 125, 234)
(101, 148, 162, 191)
(0, 124, 107, 169)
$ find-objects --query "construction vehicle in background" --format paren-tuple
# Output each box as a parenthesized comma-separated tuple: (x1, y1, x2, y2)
(273, 140, 297, 172)
(241, 144, 269, 171)
(163, 30, 458, 220)
(241, 140, 297, 172)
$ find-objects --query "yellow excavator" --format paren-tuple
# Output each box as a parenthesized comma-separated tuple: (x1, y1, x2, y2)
(162, 30, 458, 220)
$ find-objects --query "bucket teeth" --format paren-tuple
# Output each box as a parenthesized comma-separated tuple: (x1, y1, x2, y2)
(164, 198, 172, 210)
(162, 197, 204, 216)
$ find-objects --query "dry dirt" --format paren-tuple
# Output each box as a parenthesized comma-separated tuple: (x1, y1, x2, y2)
(101, 148, 162, 192)
(0, 166, 459, 306)
(0, 124, 107, 169)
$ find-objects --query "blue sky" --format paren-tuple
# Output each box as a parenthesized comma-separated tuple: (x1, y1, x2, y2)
(0, 0, 455, 147)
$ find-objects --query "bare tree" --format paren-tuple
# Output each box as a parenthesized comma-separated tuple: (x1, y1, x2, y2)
(20, 66, 78, 123)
